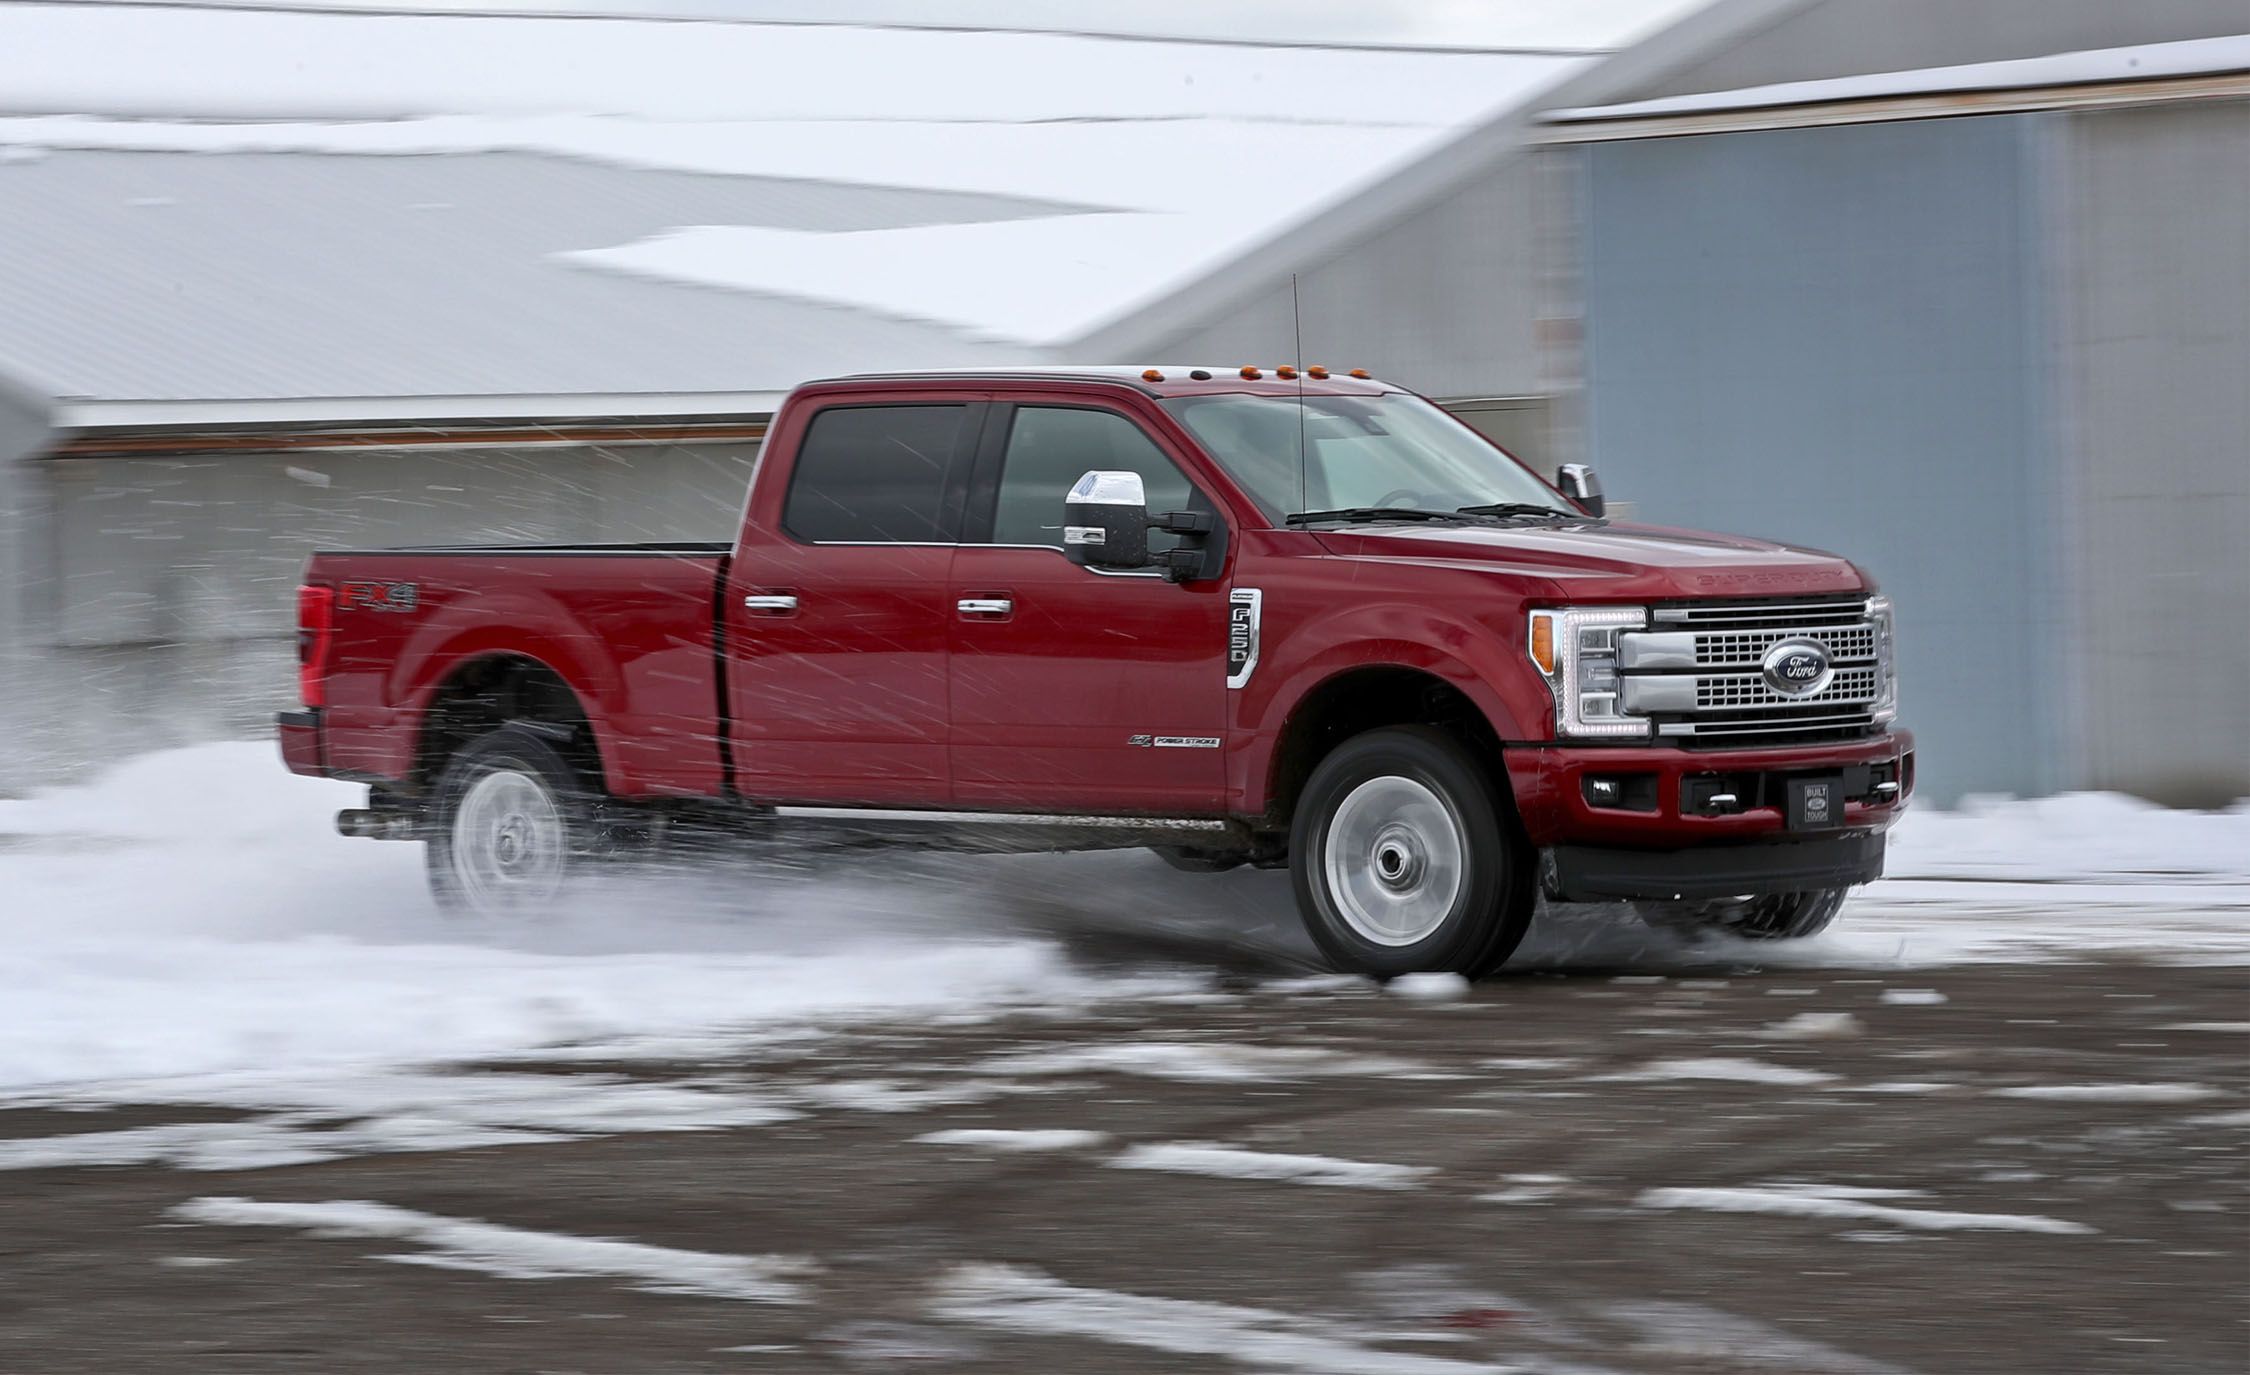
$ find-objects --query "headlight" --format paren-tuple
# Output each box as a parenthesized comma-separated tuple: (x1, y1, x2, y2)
(1867, 595, 1898, 724)
(1528, 605, 1649, 739)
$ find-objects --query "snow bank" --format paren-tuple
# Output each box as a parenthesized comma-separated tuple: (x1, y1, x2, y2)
(0, 744, 1177, 1092)
(4, 741, 2246, 1093)
(1884, 792, 2250, 885)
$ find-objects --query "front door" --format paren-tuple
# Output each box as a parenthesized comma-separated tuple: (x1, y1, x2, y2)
(948, 402, 1229, 813)
(725, 400, 976, 806)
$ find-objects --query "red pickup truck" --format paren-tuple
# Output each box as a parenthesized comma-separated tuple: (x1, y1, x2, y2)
(279, 368, 1911, 976)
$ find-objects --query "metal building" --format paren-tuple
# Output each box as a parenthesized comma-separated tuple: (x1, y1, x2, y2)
(1105, 0, 2250, 807)
(1536, 15, 2250, 807)
(4, 1, 2245, 808)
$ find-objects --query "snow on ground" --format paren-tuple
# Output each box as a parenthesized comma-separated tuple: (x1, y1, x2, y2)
(931, 1263, 1508, 1375)
(1634, 1183, 2095, 1236)
(914, 1128, 1109, 1153)
(1988, 1083, 2220, 1104)
(174, 1197, 818, 1301)
(2, 742, 2247, 1097)
(0, 743, 1187, 1093)
(1599, 1057, 1838, 1087)
(967, 1042, 1424, 1083)
(1108, 1142, 1435, 1190)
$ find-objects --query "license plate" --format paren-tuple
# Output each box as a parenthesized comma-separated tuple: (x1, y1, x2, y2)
(1786, 775, 1843, 831)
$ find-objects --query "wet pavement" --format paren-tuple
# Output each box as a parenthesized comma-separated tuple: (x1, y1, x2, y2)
(2, 954, 2244, 1373)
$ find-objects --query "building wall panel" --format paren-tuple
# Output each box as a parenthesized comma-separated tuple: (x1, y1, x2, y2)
(4, 440, 758, 790)
(2060, 99, 2250, 804)
(1580, 116, 2056, 805)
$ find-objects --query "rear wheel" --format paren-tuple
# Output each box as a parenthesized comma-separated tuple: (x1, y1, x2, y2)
(1289, 726, 1532, 978)
(426, 724, 599, 916)
(1637, 888, 1849, 941)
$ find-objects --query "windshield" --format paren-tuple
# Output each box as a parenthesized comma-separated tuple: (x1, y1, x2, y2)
(1162, 392, 1569, 523)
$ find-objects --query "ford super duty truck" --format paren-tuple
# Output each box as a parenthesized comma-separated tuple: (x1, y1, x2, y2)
(279, 367, 1912, 976)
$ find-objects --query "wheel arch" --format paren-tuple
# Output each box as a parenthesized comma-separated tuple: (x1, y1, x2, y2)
(1259, 662, 1514, 831)
(411, 651, 612, 795)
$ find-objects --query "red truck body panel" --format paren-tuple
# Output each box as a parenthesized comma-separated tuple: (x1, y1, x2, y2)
(288, 370, 1911, 859)
(311, 550, 725, 798)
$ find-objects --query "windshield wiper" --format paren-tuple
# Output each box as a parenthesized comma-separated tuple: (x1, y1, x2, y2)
(1284, 507, 1468, 527)
(1454, 502, 1577, 520)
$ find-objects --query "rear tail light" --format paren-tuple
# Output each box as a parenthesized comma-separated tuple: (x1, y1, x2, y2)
(297, 584, 336, 708)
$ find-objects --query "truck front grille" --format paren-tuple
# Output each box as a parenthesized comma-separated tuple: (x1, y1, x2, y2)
(1626, 597, 1891, 747)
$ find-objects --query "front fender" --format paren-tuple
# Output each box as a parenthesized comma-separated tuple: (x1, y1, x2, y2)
(1228, 599, 1551, 815)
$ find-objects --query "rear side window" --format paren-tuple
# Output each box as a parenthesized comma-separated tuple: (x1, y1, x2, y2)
(986, 406, 1196, 552)
(783, 404, 964, 543)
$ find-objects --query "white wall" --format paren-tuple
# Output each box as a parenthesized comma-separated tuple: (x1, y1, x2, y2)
(3, 438, 759, 793)
(2060, 100, 2250, 805)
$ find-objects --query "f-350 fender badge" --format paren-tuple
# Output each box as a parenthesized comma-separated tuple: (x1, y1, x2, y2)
(1227, 587, 1262, 689)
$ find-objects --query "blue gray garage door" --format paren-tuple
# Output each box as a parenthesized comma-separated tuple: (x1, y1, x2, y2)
(1581, 115, 2061, 805)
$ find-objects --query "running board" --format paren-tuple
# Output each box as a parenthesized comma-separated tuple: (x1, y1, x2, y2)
(771, 808, 1238, 856)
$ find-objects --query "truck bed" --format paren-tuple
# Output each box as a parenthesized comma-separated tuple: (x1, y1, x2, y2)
(310, 544, 729, 798)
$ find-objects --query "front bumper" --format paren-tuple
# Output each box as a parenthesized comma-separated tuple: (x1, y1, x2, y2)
(276, 708, 325, 777)
(1506, 730, 1912, 848)
(1548, 831, 1885, 901)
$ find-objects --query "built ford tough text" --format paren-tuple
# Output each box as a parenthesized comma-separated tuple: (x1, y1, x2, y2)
(279, 368, 1912, 976)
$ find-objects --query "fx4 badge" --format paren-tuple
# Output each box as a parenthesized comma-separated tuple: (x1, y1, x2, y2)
(1227, 588, 1262, 689)
(339, 580, 420, 613)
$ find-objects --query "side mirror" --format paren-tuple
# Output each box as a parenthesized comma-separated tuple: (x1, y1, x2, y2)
(1065, 470, 1150, 570)
(1556, 463, 1606, 518)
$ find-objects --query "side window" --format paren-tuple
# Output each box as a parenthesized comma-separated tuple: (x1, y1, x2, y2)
(988, 406, 1196, 552)
(782, 404, 964, 543)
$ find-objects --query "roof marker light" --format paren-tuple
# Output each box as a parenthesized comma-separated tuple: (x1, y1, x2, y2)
(1348, 368, 1371, 380)
(1141, 368, 1165, 382)
(1306, 365, 1329, 379)
(1276, 365, 1298, 380)
(1189, 369, 1212, 380)
(1240, 366, 1263, 379)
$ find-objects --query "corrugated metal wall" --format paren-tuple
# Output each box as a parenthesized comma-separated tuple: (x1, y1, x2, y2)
(1578, 116, 2061, 805)
(3, 440, 759, 792)
(2059, 99, 2250, 805)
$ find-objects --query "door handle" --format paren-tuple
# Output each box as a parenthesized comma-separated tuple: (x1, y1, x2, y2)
(743, 593, 798, 613)
(956, 597, 1013, 617)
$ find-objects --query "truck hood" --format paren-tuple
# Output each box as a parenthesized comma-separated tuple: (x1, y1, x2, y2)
(1310, 520, 1867, 600)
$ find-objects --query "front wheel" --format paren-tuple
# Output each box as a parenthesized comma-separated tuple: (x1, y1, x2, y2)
(1289, 726, 1532, 978)
(426, 724, 599, 916)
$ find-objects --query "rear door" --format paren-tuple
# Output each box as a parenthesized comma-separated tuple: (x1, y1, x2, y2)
(948, 400, 1231, 814)
(725, 400, 978, 805)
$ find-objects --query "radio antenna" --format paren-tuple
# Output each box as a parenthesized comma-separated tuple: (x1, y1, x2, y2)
(1291, 273, 1308, 516)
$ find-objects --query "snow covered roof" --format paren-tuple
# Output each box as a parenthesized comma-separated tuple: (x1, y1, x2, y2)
(1545, 33, 2250, 124)
(0, 3, 1593, 417)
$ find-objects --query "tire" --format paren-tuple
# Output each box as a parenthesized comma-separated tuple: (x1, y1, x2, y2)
(1150, 845, 1245, 874)
(1637, 888, 1849, 942)
(425, 724, 601, 916)
(1289, 726, 1533, 978)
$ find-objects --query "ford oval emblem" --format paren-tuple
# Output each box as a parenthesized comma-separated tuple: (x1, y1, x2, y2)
(1761, 638, 1834, 697)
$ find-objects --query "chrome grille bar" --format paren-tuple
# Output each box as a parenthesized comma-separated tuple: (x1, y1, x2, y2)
(1623, 596, 1891, 746)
